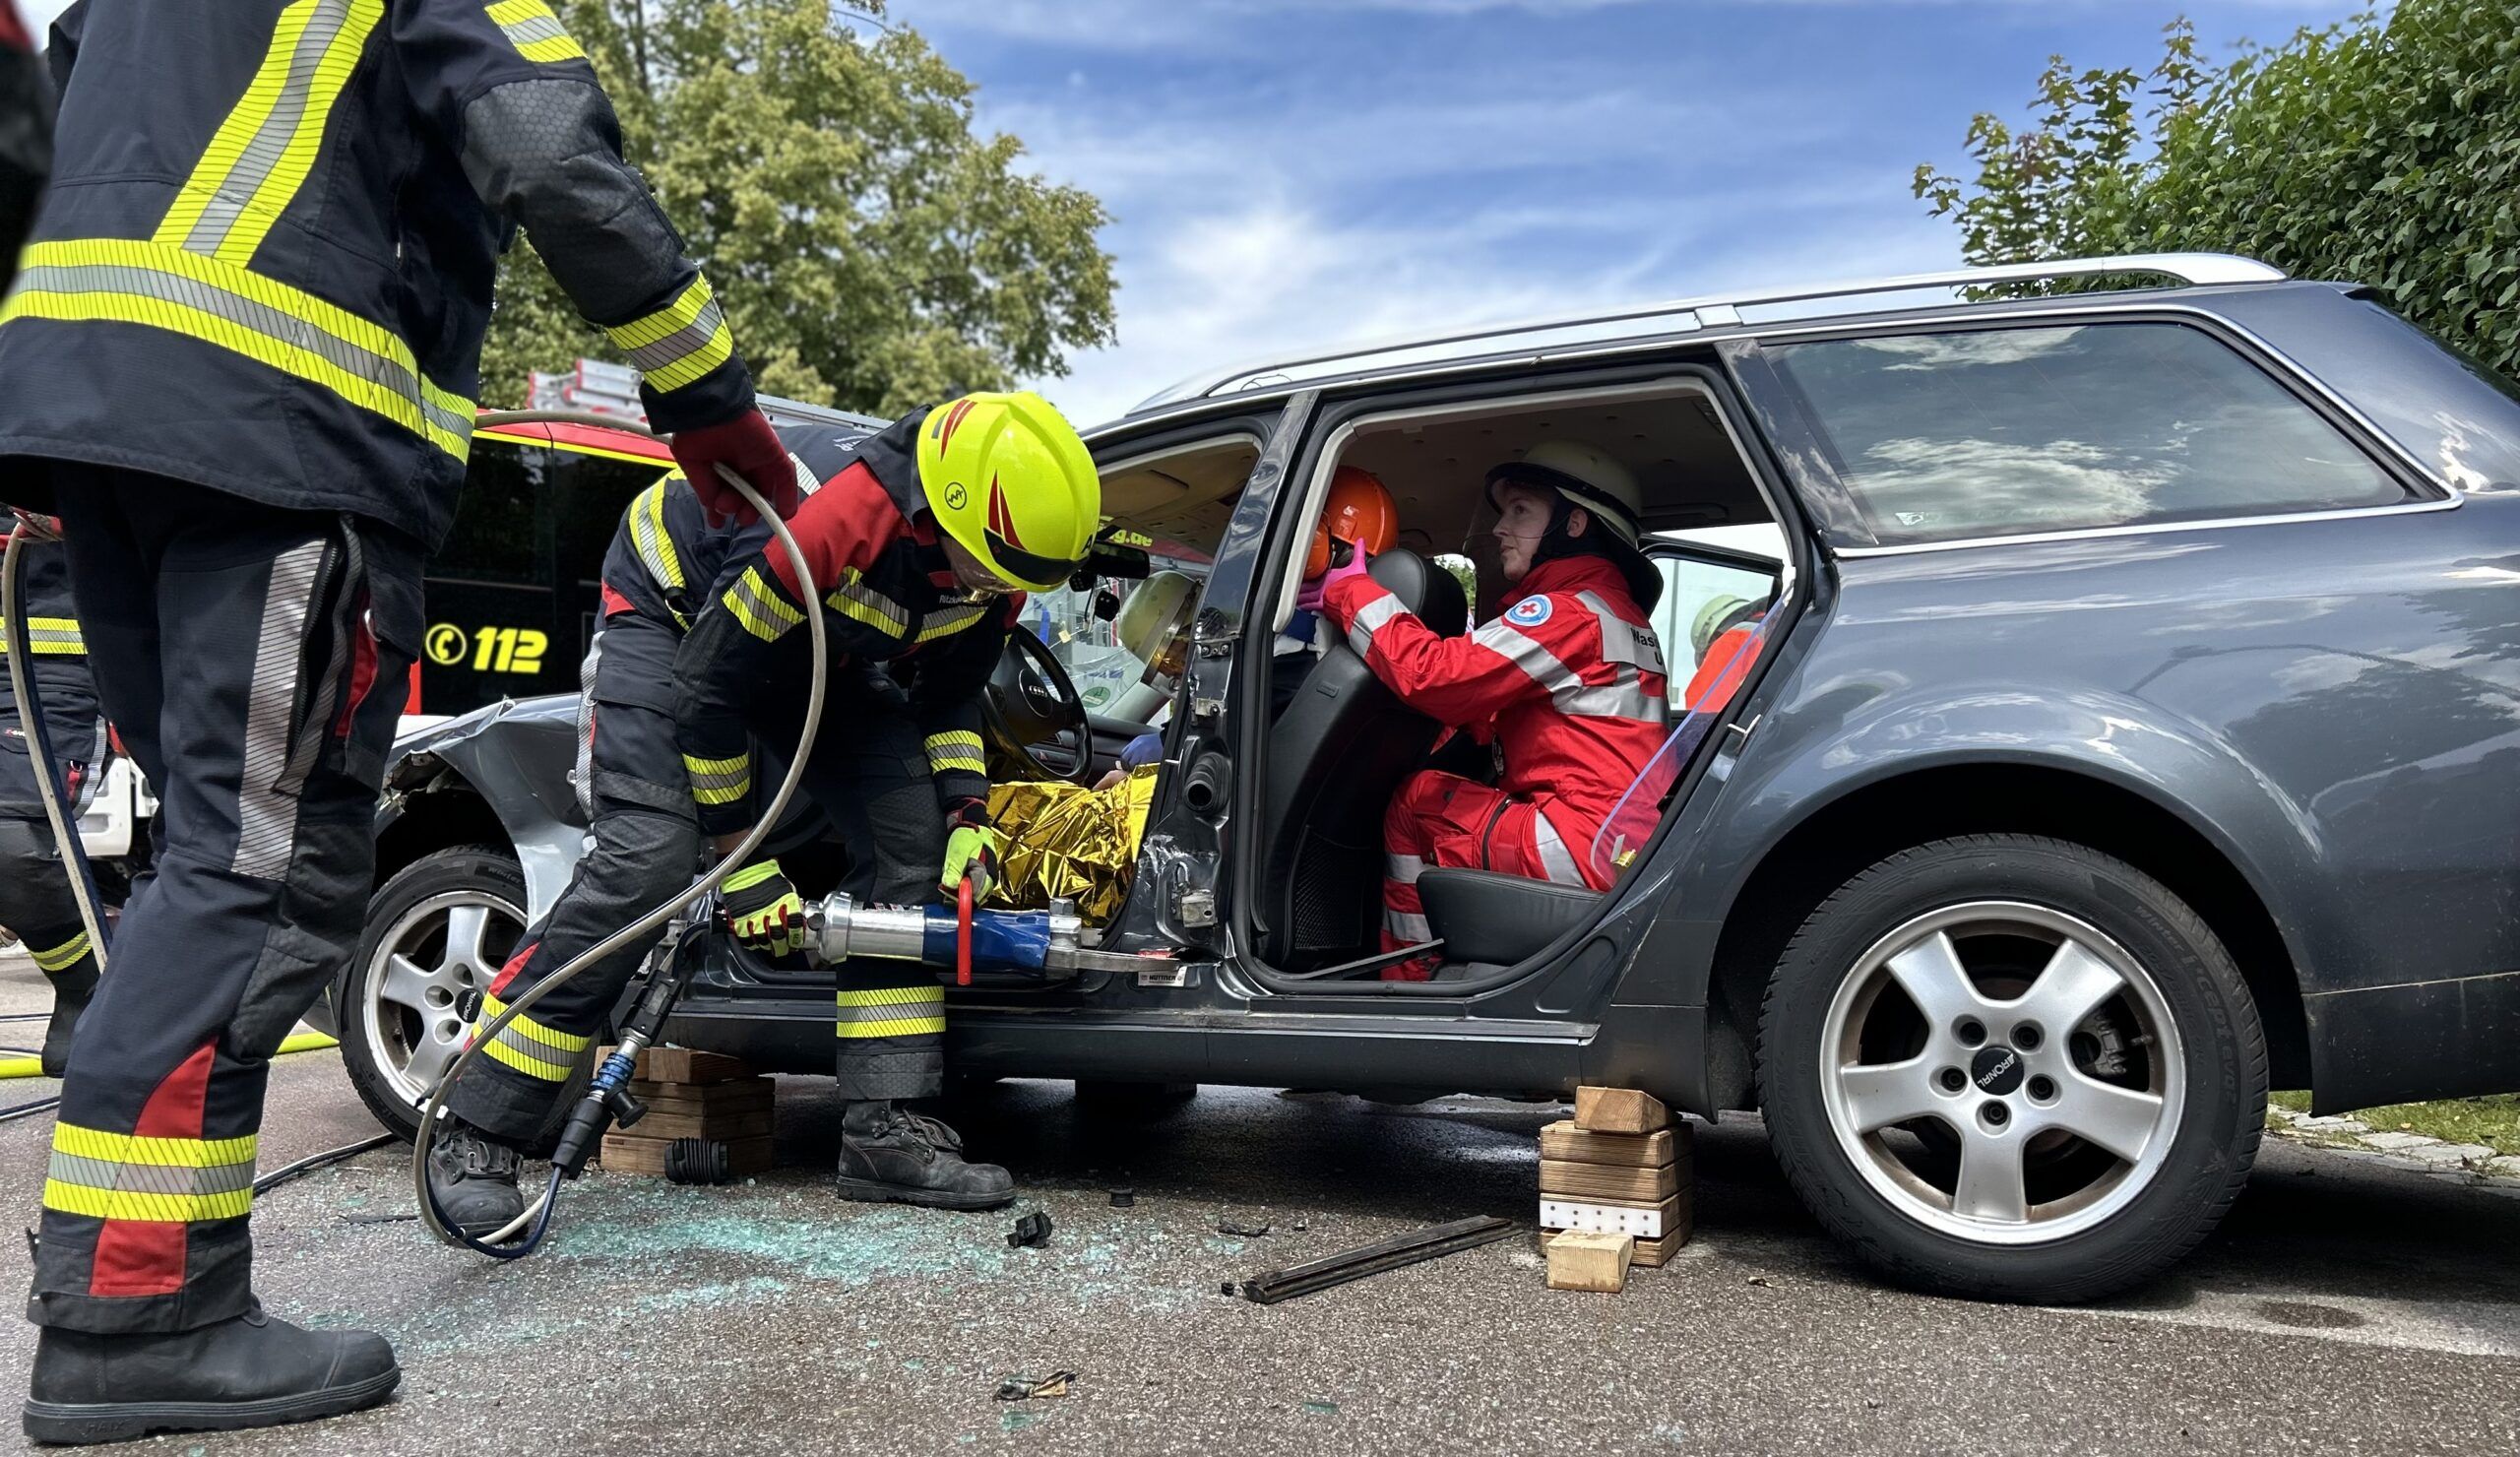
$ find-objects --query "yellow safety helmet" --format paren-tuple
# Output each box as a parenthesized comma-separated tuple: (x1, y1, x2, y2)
(916, 392, 1101, 593)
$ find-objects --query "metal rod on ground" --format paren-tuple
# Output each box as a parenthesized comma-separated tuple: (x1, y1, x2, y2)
(1236, 1216, 1517, 1304)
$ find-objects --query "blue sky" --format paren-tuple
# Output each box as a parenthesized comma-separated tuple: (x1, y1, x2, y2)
(888, 0, 2373, 424)
(21, 0, 2377, 424)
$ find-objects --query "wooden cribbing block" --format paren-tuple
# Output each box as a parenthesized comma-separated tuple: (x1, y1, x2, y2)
(625, 1076, 775, 1113)
(620, 1106, 774, 1142)
(1544, 1231, 1634, 1293)
(1540, 1190, 1692, 1266)
(1540, 1119, 1693, 1169)
(1573, 1085, 1670, 1135)
(1541, 1157, 1681, 1203)
(634, 1047, 753, 1085)
(599, 1132, 775, 1177)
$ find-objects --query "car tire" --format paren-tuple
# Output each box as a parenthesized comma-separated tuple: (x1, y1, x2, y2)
(1758, 834, 2265, 1303)
(342, 846, 585, 1141)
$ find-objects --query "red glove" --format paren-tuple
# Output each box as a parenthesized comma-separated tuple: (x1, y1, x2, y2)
(670, 409, 796, 526)
(1295, 538, 1372, 613)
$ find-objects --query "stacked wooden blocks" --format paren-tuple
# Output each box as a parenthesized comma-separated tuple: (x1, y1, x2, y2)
(597, 1047, 777, 1177)
(1541, 1086, 1694, 1292)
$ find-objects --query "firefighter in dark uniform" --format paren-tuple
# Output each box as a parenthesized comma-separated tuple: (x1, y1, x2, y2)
(0, 537, 112, 1077)
(427, 422, 852, 1227)
(432, 395, 1099, 1225)
(0, 1, 800, 1441)
(681, 393, 1098, 1209)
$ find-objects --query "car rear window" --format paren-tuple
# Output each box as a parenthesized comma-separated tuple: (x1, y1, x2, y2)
(1770, 322, 2410, 546)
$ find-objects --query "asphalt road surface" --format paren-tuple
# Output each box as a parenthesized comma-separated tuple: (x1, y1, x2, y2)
(0, 961, 2511, 1454)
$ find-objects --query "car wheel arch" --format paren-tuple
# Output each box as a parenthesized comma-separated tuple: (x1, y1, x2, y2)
(1688, 756, 2311, 1110)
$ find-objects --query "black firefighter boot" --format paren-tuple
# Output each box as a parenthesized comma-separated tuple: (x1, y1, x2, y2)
(836, 1101, 1015, 1211)
(38, 965, 96, 1079)
(23, 1302, 400, 1445)
(425, 1121, 528, 1236)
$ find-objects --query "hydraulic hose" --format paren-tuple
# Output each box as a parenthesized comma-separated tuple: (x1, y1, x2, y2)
(1, 525, 112, 977)
(410, 411, 831, 1258)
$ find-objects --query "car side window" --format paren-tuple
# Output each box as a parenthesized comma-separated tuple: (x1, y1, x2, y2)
(1651, 553, 1778, 710)
(1769, 322, 2409, 547)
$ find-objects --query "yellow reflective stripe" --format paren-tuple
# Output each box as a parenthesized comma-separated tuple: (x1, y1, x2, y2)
(479, 1037, 575, 1082)
(0, 617, 85, 656)
(52, 1123, 258, 1169)
(834, 1015, 948, 1040)
(156, 0, 385, 265)
(836, 984, 945, 1008)
(605, 278, 736, 393)
(485, 0, 586, 63)
(682, 752, 751, 806)
(479, 993, 594, 1054)
(923, 730, 985, 776)
(2, 239, 474, 461)
(631, 480, 683, 591)
(721, 566, 803, 644)
(914, 603, 988, 644)
(43, 1180, 255, 1223)
(27, 931, 91, 973)
(823, 569, 910, 637)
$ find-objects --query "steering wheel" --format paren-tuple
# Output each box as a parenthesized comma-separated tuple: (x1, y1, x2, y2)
(980, 627, 1093, 785)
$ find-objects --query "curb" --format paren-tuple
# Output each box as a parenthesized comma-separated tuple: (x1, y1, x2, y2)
(2269, 1105, 2520, 1187)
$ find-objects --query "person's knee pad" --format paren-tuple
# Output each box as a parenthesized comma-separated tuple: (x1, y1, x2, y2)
(582, 806, 702, 912)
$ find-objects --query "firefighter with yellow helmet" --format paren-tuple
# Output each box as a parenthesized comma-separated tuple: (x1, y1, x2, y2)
(429, 392, 1101, 1225)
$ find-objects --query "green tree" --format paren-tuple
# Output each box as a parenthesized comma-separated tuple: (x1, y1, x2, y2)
(479, 0, 1117, 415)
(1915, 3, 2520, 375)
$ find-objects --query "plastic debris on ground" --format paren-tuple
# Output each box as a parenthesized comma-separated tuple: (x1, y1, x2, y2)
(1006, 1210, 1053, 1248)
(995, 1371, 1076, 1401)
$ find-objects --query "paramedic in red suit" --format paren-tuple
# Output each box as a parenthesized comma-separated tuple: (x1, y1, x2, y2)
(1315, 441, 1670, 980)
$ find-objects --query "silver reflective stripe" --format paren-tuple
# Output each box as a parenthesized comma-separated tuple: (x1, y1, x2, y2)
(1476, 618, 1578, 692)
(13, 259, 472, 448)
(46, 1152, 260, 1197)
(685, 760, 748, 794)
(1531, 809, 1587, 887)
(497, 11, 572, 47)
(1347, 592, 1405, 657)
(1387, 852, 1427, 884)
(834, 998, 945, 1028)
(624, 294, 727, 376)
(916, 602, 987, 642)
(629, 483, 681, 594)
(176, 0, 368, 256)
(1555, 668, 1663, 722)
(233, 540, 325, 878)
(1578, 591, 1666, 675)
(573, 630, 603, 817)
(1386, 910, 1434, 943)
(826, 570, 911, 637)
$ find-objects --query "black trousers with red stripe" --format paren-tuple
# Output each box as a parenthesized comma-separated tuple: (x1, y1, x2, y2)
(27, 464, 417, 1335)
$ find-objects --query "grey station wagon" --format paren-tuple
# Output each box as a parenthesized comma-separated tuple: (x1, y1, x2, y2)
(334, 253, 2520, 1302)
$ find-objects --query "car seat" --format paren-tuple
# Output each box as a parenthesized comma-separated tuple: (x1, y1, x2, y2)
(1255, 550, 1467, 969)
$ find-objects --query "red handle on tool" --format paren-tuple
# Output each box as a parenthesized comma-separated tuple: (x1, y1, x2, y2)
(956, 874, 975, 987)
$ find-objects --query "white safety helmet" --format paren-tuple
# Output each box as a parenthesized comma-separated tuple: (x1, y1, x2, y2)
(1486, 439, 1643, 545)
(1114, 569, 1198, 680)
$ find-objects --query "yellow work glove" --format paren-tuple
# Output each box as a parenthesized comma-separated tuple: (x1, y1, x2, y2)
(721, 858, 806, 954)
(940, 797, 1004, 903)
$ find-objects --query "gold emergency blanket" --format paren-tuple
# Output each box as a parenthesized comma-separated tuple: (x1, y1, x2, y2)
(983, 768, 1160, 924)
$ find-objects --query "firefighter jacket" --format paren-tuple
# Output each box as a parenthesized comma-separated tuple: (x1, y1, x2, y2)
(0, 540, 105, 819)
(673, 410, 1020, 837)
(0, 0, 755, 550)
(599, 419, 868, 635)
(1325, 552, 1670, 845)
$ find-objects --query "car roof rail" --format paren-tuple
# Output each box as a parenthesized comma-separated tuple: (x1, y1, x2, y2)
(1130, 252, 2288, 414)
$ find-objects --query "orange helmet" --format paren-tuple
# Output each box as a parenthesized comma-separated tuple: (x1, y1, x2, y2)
(1306, 466, 1398, 577)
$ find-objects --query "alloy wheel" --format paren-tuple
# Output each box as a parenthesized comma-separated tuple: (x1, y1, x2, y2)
(1816, 900, 2185, 1244)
